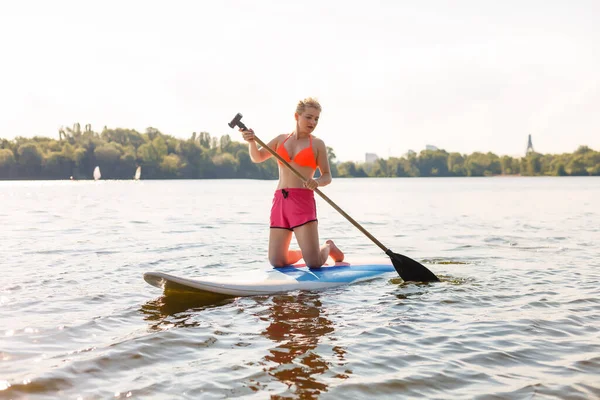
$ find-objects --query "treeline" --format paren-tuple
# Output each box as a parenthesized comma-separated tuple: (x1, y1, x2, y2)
(340, 147, 600, 178)
(0, 124, 280, 180)
(0, 123, 598, 180)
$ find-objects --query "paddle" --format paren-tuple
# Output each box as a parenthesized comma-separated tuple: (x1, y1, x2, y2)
(228, 113, 439, 283)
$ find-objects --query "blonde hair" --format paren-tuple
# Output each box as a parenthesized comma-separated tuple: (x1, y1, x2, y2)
(296, 97, 322, 114)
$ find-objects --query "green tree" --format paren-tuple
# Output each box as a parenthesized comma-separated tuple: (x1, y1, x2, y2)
(587, 165, 600, 176)
(161, 154, 183, 178)
(44, 151, 73, 178)
(120, 153, 137, 178)
(500, 155, 517, 175)
(137, 143, 160, 178)
(236, 149, 259, 179)
(138, 143, 159, 164)
(212, 153, 239, 178)
(566, 156, 588, 176)
(152, 136, 168, 158)
(418, 150, 449, 176)
(337, 161, 356, 177)
(522, 153, 542, 176)
(101, 128, 145, 147)
(575, 145, 592, 155)
(177, 140, 209, 178)
(145, 127, 163, 141)
(464, 152, 501, 176)
(326, 146, 339, 177)
(94, 143, 122, 178)
(583, 151, 600, 175)
(197, 132, 211, 148)
(402, 154, 420, 177)
(17, 143, 43, 178)
(0, 148, 16, 178)
(447, 152, 466, 176)
(387, 157, 406, 177)
(220, 135, 232, 153)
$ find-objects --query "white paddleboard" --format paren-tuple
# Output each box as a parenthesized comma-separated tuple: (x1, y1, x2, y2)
(144, 262, 396, 297)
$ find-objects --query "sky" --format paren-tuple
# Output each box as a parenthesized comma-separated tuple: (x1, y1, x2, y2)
(0, 0, 598, 162)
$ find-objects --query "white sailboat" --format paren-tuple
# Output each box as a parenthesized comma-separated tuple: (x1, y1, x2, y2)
(134, 166, 141, 180)
(93, 166, 101, 181)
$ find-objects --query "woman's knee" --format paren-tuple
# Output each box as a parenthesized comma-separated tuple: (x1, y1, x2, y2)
(269, 254, 288, 268)
(302, 253, 323, 268)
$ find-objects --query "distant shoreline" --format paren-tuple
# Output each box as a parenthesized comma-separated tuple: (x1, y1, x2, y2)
(1, 175, 598, 183)
(1, 126, 598, 179)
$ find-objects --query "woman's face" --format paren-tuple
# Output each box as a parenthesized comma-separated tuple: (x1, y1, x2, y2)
(295, 107, 320, 134)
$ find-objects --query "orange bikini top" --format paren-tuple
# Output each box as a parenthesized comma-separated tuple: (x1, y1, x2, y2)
(276, 133, 317, 169)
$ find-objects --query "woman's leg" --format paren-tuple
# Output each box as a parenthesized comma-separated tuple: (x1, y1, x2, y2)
(269, 228, 303, 267)
(293, 222, 344, 268)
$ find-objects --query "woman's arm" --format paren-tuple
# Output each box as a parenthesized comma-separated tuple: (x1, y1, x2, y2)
(314, 138, 332, 187)
(241, 130, 281, 163)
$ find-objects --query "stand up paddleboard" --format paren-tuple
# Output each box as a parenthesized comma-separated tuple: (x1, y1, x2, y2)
(144, 262, 396, 297)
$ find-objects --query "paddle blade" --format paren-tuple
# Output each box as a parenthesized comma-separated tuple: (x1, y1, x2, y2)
(386, 250, 440, 283)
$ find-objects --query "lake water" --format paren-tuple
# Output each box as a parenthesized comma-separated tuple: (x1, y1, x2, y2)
(1, 177, 599, 399)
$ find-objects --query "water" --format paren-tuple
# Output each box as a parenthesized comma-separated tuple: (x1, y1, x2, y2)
(1, 177, 599, 399)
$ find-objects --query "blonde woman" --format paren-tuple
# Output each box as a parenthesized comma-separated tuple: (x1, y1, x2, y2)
(241, 98, 344, 268)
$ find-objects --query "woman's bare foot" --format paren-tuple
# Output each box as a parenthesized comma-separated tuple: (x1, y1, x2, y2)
(326, 240, 345, 262)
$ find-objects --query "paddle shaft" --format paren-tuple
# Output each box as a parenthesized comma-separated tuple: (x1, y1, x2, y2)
(251, 135, 389, 253)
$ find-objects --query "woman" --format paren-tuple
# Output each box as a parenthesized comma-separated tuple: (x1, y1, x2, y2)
(240, 97, 344, 268)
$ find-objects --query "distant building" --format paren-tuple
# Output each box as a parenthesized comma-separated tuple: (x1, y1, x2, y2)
(365, 153, 379, 164)
(425, 144, 438, 151)
(526, 134, 534, 154)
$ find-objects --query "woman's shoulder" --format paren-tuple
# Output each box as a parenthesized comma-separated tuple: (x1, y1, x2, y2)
(311, 135, 327, 148)
(268, 133, 288, 146)
(274, 133, 290, 141)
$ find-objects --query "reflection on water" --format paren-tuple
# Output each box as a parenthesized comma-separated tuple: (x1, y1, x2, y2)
(140, 293, 234, 331)
(139, 290, 350, 398)
(259, 292, 349, 399)
(139, 290, 350, 397)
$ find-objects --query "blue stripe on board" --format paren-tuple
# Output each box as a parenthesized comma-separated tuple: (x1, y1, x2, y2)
(275, 264, 395, 283)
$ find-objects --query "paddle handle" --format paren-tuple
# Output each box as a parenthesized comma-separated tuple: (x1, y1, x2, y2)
(251, 135, 389, 254)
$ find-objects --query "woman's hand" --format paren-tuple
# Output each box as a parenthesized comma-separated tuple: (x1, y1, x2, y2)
(240, 128, 255, 142)
(303, 178, 319, 190)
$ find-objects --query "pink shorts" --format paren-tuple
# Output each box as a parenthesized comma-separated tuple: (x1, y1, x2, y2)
(270, 188, 317, 230)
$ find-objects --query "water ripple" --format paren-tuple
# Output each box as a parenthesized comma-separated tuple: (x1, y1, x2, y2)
(1, 178, 600, 399)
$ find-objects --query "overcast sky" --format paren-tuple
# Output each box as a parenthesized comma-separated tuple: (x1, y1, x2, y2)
(0, 0, 598, 161)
